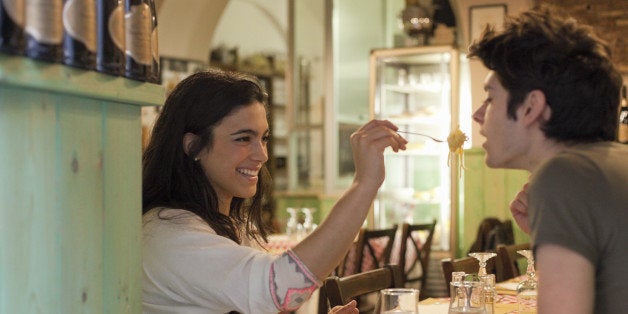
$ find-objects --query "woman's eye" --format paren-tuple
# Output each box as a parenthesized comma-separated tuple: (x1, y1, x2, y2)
(262, 135, 271, 142)
(235, 136, 251, 142)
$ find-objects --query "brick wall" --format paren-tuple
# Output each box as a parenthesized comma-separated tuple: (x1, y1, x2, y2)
(536, 0, 628, 73)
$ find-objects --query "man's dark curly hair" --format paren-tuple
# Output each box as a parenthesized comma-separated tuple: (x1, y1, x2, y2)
(468, 5, 623, 143)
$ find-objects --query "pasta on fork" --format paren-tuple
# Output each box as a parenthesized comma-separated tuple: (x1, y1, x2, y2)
(447, 125, 467, 174)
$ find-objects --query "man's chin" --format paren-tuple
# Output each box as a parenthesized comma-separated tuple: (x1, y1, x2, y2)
(484, 155, 502, 169)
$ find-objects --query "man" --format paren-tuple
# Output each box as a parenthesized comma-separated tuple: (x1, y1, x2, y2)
(469, 5, 627, 314)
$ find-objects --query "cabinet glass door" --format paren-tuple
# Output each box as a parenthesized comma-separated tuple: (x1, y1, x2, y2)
(369, 46, 459, 251)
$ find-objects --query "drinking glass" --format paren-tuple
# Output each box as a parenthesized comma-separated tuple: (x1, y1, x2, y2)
(468, 252, 497, 277)
(481, 274, 496, 314)
(516, 250, 537, 314)
(448, 280, 486, 313)
(286, 207, 299, 237)
(378, 288, 419, 314)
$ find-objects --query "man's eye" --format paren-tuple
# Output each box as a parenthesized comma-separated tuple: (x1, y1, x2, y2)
(235, 136, 251, 142)
(262, 135, 271, 142)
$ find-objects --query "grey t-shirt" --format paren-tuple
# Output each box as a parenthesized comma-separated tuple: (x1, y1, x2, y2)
(528, 142, 628, 313)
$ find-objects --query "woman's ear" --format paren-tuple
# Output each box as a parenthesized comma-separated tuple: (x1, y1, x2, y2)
(182, 132, 198, 158)
(520, 90, 550, 126)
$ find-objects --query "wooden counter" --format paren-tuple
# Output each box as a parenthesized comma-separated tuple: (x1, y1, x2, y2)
(0, 55, 164, 313)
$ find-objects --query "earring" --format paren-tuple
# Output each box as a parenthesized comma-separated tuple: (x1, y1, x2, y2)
(194, 157, 200, 161)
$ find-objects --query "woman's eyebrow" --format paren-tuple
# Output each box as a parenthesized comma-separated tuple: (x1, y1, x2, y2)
(230, 128, 270, 136)
(230, 129, 256, 136)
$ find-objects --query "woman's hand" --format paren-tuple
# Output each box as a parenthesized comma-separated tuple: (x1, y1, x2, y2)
(290, 119, 407, 279)
(328, 300, 359, 314)
(510, 182, 531, 234)
(350, 120, 407, 186)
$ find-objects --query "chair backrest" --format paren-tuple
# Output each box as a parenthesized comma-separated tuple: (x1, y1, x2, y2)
(495, 243, 531, 282)
(324, 264, 404, 308)
(398, 220, 437, 293)
(441, 256, 496, 297)
(468, 218, 514, 253)
(345, 226, 398, 276)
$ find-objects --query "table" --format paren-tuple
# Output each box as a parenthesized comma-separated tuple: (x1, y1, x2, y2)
(419, 276, 527, 314)
(419, 294, 520, 313)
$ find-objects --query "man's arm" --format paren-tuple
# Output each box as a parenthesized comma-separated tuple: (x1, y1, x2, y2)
(536, 244, 594, 314)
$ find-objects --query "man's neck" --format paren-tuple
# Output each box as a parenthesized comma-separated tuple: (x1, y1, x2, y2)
(522, 138, 568, 172)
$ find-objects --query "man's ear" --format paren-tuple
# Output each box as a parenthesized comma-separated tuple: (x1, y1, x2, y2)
(520, 90, 551, 126)
(182, 132, 198, 157)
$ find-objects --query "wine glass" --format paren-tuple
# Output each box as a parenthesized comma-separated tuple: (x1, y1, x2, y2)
(516, 249, 538, 314)
(468, 252, 497, 277)
(286, 207, 299, 237)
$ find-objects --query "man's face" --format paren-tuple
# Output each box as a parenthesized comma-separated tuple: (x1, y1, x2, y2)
(472, 71, 528, 169)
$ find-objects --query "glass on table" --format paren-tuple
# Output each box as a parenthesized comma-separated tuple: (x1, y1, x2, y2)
(468, 252, 497, 277)
(448, 279, 485, 313)
(286, 207, 299, 237)
(450, 271, 466, 308)
(378, 288, 419, 314)
(481, 274, 496, 314)
(516, 249, 538, 314)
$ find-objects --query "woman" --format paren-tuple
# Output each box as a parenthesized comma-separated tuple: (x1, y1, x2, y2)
(142, 70, 407, 313)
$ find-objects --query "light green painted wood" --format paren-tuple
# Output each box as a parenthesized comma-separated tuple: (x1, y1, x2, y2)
(102, 102, 144, 313)
(458, 148, 530, 257)
(0, 55, 164, 106)
(0, 56, 163, 313)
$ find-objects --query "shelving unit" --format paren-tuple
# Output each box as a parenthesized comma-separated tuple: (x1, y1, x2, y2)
(369, 45, 460, 252)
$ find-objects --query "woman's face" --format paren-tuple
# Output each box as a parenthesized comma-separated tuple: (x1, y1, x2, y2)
(197, 102, 269, 211)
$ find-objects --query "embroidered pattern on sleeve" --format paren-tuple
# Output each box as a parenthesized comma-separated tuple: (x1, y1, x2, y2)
(268, 250, 322, 311)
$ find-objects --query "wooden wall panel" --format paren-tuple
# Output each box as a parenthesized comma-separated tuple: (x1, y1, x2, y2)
(102, 102, 143, 314)
(0, 88, 60, 312)
(56, 96, 105, 312)
(459, 148, 530, 257)
(0, 56, 163, 313)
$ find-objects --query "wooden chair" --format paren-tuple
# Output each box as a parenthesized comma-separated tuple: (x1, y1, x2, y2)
(495, 243, 531, 282)
(319, 227, 397, 313)
(441, 256, 496, 297)
(324, 264, 404, 309)
(344, 226, 398, 276)
(468, 218, 515, 253)
(398, 220, 437, 298)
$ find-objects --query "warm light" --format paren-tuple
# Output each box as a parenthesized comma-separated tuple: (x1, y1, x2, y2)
(410, 17, 431, 25)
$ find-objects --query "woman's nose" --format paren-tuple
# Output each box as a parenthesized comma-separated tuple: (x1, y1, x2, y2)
(252, 141, 268, 162)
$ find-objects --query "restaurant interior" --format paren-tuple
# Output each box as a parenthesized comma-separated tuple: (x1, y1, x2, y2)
(155, 0, 628, 310)
(154, 0, 628, 297)
(1, 0, 627, 312)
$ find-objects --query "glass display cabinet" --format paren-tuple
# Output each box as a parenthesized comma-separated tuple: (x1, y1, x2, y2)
(369, 45, 460, 251)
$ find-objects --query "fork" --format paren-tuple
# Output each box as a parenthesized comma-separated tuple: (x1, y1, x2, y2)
(396, 130, 446, 143)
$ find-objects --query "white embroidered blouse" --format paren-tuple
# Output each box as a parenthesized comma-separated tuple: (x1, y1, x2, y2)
(142, 207, 321, 314)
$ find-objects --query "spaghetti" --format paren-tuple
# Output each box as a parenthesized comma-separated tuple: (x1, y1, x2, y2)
(447, 125, 468, 174)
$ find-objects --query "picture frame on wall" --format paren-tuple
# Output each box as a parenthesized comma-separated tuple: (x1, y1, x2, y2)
(469, 4, 507, 44)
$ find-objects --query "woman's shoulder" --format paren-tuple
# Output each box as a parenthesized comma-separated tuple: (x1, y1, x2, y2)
(143, 207, 217, 235)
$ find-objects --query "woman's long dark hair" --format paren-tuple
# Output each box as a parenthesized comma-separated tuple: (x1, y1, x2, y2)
(142, 69, 272, 244)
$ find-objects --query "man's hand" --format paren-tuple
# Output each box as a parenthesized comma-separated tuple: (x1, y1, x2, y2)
(510, 182, 531, 234)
